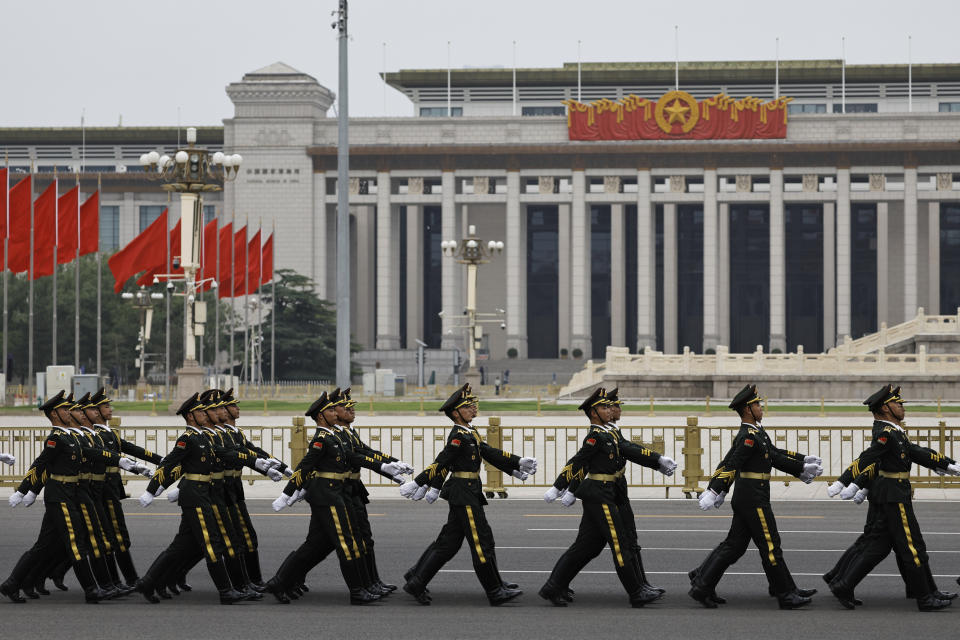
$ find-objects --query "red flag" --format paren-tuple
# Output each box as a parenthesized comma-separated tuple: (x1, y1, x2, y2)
(139, 219, 182, 286)
(57, 186, 79, 265)
(32, 180, 57, 279)
(231, 226, 247, 297)
(217, 222, 233, 298)
(107, 208, 167, 293)
(247, 229, 261, 295)
(0, 168, 7, 242)
(261, 233, 273, 285)
(7, 176, 32, 273)
(198, 219, 218, 292)
(79, 191, 99, 256)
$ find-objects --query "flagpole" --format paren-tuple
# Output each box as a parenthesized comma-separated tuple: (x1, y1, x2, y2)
(28, 163, 34, 403)
(243, 214, 249, 387)
(96, 174, 101, 382)
(512, 40, 517, 117)
(165, 193, 171, 402)
(841, 36, 846, 114)
(271, 217, 275, 390)
(257, 217, 262, 389)
(577, 40, 582, 102)
(674, 25, 679, 91)
(74, 174, 80, 370)
(2, 153, 8, 403)
(775, 37, 780, 100)
(908, 35, 913, 113)
(214, 215, 220, 381)
(229, 209, 234, 387)
(52, 173, 58, 366)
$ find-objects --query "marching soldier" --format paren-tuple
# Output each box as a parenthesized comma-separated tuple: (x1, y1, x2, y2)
(688, 384, 821, 609)
(539, 388, 659, 608)
(399, 383, 537, 606)
(542, 388, 676, 604)
(826, 385, 960, 611)
(266, 391, 384, 605)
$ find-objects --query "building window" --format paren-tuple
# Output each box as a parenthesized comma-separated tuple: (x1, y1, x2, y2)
(526, 205, 559, 358)
(522, 106, 566, 116)
(787, 103, 826, 114)
(139, 205, 165, 232)
(940, 202, 960, 314)
(590, 205, 611, 358)
(419, 107, 462, 117)
(100, 205, 120, 251)
(939, 102, 960, 112)
(422, 206, 443, 348)
(851, 203, 878, 338)
(677, 205, 704, 352)
(832, 103, 878, 113)
(729, 204, 770, 352)
(203, 205, 216, 225)
(785, 204, 823, 352)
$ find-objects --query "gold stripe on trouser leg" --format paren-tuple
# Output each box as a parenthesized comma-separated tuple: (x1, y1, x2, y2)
(465, 506, 487, 564)
(601, 504, 624, 567)
(756, 507, 777, 566)
(195, 508, 218, 563)
(343, 509, 362, 557)
(232, 505, 255, 552)
(95, 512, 112, 553)
(329, 506, 353, 561)
(79, 504, 102, 558)
(898, 503, 922, 567)
(60, 503, 83, 562)
(211, 504, 235, 558)
(106, 501, 127, 552)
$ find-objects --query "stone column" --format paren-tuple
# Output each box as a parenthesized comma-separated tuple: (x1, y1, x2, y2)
(702, 169, 718, 351)
(663, 203, 677, 353)
(440, 171, 461, 351)
(570, 170, 591, 356)
(877, 201, 889, 328)
(354, 205, 376, 349)
(836, 168, 852, 342)
(929, 202, 941, 314)
(405, 205, 424, 349)
(505, 171, 527, 357)
(768, 169, 786, 352)
(636, 170, 656, 350)
(903, 168, 918, 320)
(823, 201, 836, 349)
(375, 171, 400, 349)
(718, 202, 730, 347)
(557, 203, 571, 351)
(610, 203, 626, 346)
(313, 171, 327, 299)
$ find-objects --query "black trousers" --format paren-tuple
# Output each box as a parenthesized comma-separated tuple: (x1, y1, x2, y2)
(694, 501, 795, 595)
(827, 499, 913, 588)
(272, 502, 363, 592)
(835, 500, 930, 597)
(545, 500, 641, 595)
(140, 502, 233, 592)
(410, 503, 504, 593)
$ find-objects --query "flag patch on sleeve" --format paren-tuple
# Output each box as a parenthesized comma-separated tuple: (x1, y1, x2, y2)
(176, 440, 187, 449)
(451, 439, 461, 446)
(312, 442, 323, 449)
(744, 438, 755, 447)
(586, 438, 596, 446)
(46, 439, 57, 448)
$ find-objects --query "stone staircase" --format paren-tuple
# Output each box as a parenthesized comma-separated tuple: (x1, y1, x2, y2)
(829, 308, 960, 355)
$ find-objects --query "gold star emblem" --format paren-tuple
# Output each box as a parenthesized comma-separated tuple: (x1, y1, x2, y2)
(663, 99, 690, 124)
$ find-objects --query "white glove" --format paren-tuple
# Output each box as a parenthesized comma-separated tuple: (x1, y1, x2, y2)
(658, 455, 677, 476)
(140, 467, 153, 478)
(8, 491, 24, 507)
(804, 455, 822, 465)
(118, 457, 138, 472)
(381, 462, 403, 477)
(266, 458, 283, 470)
(266, 468, 283, 482)
(934, 467, 947, 476)
(946, 463, 960, 476)
(138, 491, 154, 507)
(399, 480, 419, 499)
(289, 488, 305, 505)
(827, 480, 845, 497)
(282, 466, 294, 478)
(714, 490, 727, 509)
(0, 452, 15, 465)
(518, 457, 538, 474)
(166, 487, 180, 502)
(424, 487, 440, 504)
(272, 494, 288, 512)
(254, 458, 273, 473)
(511, 470, 529, 481)
(800, 462, 823, 484)
(544, 486, 561, 502)
(153, 485, 165, 497)
(853, 487, 868, 504)
(560, 490, 577, 507)
(699, 489, 720, 511)
(839, 482, 859, 500)
(394, 461, 414, 475)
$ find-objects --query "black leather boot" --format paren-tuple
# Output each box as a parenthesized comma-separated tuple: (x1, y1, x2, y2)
(402, 575, 432, 605)
(630, 587, 660, 608)
(35, 580, 50, 596)
(537, 580, 567, 607)
(134, 578, 160, 604)
(349, 588, 380, 605)
(0, 581, 26, 604)
(635, 549, 664, 596)
(219, 588, 247, 605)
(917, 593, 952, 611)
(828, 579, 858, 610)
(487, 586, 523, 606)
(155, 585, 172, 600)
(264, 578, 290, 604)
(21, 585, 39, 599)
(777, 589, 813, 609)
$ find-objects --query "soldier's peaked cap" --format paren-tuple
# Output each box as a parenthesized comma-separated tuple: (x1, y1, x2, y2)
(222, 388, 238, 407)
(607, 388, 623, 406)
(73, 392, 91, 409)
(305, 391, 338, 419)
(439, 383, 477, 415)
(176, 393, 204, 417)
(864, 384, 904, 412)
(578, 387, 611, 412)
(729, 384, 761, 411)
(88, 387, 111, 407)
(39, 390, 68, 414)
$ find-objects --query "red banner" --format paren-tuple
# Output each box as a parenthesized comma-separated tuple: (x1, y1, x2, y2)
(57, 186, 79, 264)
(79, 191, 98, 256)
(217, 222, 233, 298)
(108, 208, 167, 293)
(230, 226, 247, 298)
(261, 233, 273, 285)
(32, 181, 57, 279)
(566, 91, 791, 141)
(199, 219, 218, 292)
(7, 176, 32, 273)
(247, 229, 261, 295)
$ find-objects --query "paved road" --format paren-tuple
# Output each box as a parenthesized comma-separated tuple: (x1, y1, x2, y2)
(1, 498, 959, 639)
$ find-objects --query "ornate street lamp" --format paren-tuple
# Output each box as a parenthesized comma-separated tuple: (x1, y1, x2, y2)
(120, 286, 165, 395)
(139, 127, 241, 404)
(441, 224, 505, 384)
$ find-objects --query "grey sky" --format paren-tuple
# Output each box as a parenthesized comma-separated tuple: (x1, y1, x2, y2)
(1, 0, 956, 127)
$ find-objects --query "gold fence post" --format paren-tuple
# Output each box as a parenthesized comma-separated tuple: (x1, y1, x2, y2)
(289, 416, 308, 469)
(150, 394, 157, 417)
(537, 394, 542, 417)
(483, 416, 506, 498)
(939, 420, 947, 488)
(682, 416, 704, 498)
(263, 397, 268, 416)
(418, 396, 425, 417)
(109, 416, 121, 429)
(648, 396, 655, 417)
(819, 397, 826, 417)
(938, 398, 942, 419)
(704, 396, 711, 417)
(369, 396, 375, 416)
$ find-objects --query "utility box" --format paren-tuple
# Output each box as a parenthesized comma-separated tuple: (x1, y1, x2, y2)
(72, 374, 100, 398)
(361, 372, 376, 396)
(394, 375, 406, 397)
(46, 365, 75, 398)
(376, 369, 396, 397)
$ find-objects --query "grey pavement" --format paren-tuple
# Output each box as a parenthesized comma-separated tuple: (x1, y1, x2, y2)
(2, 498, 960, 639)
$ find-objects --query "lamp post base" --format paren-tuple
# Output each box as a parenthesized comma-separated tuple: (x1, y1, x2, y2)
(169, 361, 206, 411)
(463, 368, 482, 390)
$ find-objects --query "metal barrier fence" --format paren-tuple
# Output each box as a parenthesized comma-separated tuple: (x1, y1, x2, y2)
(3, 417, 959, 497)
